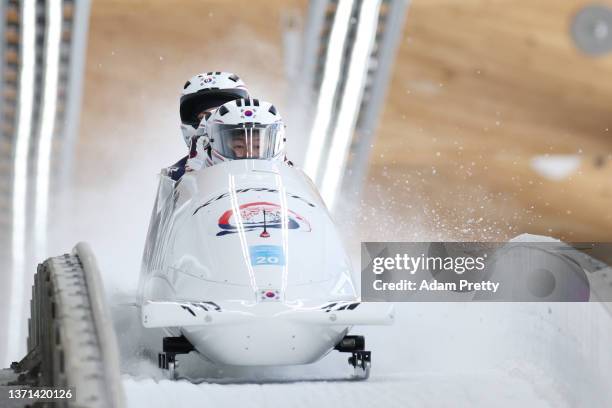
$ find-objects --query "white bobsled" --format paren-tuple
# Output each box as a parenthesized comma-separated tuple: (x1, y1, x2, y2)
(138, 159, 393, 379)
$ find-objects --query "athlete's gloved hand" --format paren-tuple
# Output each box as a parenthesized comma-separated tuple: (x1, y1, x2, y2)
(185, 135, 210, 172)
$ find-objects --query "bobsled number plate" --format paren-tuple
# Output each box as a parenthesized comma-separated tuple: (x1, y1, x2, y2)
(249, 245, 285, 266)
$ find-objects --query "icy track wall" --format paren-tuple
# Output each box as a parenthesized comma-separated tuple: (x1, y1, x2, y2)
(340, 205, 612, 406)
(509, 302, 612, 406)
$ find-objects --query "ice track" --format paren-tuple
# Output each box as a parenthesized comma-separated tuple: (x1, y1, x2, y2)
(122, 368, 566, 408)
(116, 301, 612, 407)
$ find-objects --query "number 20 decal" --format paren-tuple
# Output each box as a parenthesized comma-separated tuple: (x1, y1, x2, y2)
(250, 245, 285, 266)
(256, 256, 280, 265)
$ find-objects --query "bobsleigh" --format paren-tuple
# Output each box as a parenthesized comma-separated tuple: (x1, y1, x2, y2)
(138, 159, 394, 379)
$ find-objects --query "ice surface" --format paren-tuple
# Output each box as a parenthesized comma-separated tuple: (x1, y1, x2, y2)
(122, 367, 567, 408)
(115, 296, 612, 407)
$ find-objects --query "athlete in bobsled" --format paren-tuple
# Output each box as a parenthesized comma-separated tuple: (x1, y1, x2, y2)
(140, 94, 394, 381)
(184, 96, 295, 173)
(199, 97, 286, 167)
(166, 71, 249, 180)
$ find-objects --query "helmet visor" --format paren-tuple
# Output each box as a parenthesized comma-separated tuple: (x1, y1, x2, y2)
(180, 88, 249, 127)
(210, 123, 285, 160)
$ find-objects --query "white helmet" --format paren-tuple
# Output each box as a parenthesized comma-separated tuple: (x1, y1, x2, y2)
(179, 71, 249, 146)
(206, 98, 285, 165)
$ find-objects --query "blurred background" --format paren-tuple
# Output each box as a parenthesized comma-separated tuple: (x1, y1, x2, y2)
(1, 0, 612, 369)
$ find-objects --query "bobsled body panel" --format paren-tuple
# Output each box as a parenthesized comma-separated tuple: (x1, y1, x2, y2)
(137, 160, 391, 366)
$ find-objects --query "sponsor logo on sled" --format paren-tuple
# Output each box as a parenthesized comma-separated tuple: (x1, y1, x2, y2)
(217, 201, 311, 237)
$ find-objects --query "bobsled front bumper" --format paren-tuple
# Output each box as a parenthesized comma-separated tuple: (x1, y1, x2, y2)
(142, 300, 394, 328)
(142, 301, 394, 366)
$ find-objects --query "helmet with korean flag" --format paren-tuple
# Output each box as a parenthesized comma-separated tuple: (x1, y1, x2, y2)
(179, 71, 249, 146)
(206, 98, 285, 166)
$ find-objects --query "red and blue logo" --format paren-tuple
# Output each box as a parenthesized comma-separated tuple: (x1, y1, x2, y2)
(217, 202, 311, 237)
